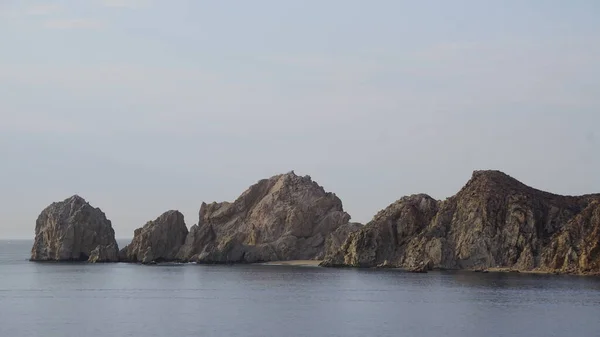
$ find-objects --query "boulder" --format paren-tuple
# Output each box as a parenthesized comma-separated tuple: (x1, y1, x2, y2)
(177, 171, 351, 263)
(31, 195, 119, 262)
(121, 210, 188, 264)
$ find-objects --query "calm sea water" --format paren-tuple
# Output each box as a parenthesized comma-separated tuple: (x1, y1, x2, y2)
(1, 240, 600, 337)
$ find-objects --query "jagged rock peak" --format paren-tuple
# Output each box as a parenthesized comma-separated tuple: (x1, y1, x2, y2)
(31, 195, 119, 262)
(462, 170, 598, 202)
(272, 170, 324, 188)
(371, 194, 439, 224)
(178, 171, 351, 263)
(154, 210, 185, 224)
(66, 194, 86, 202)
(199, 171, 338, 218)
(463, 170, 530, 192)
(471, 169, 513, 179)
(53, 194, 91, 209)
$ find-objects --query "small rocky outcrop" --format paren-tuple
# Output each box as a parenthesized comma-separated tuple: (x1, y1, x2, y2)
(321, 170, 600, 275)
(120, 210, 188, 264)
(321, 194, 439, 268)
(407, 261, 430, 273)
(322, 222, 362, 260)
(31, 195, 119, 262)
(88, 243, 119, 263)
(177, 171, 351, 263)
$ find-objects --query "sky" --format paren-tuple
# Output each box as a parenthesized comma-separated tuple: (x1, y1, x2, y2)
(1, 0, 599, 239)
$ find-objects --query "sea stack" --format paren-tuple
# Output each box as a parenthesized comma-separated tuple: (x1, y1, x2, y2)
(120, 210, 189, 264)
(31, 195, 119, 262)
(177, 171, 352, 263)
(321, 170, 600, 275)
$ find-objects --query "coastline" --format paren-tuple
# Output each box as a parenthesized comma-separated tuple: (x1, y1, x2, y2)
(481, 267, 600, 276)
(317, 263, 600, 276)
(257, 260, 322, 267)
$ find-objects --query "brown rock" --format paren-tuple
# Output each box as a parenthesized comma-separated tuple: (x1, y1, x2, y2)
(321, 194, 439, 267)
(88, 243, 119, 263)
(177, 171, 351, 263)
(30, 195, 119, 262)
(322, 170, 600, 275)
(540, 201, 600, 274)
(407, 261, 430, 273)
(121, 210, 188, 264)
(320, 222, 362, 261)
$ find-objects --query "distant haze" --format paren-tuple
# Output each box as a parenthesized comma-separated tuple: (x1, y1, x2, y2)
(1, 1, 599, 239)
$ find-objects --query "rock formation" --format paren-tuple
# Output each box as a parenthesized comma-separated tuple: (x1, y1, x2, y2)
(88, 243, 119, 263)
(31, 195, 119, 262)
(177, 171, 351, 263)
(322, 222, 362, 260)
(120, 210, 188, 263)
(540, 201, 600, 273)
(321, 170, 600, 275)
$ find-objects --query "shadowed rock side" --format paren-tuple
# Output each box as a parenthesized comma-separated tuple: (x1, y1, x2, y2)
(177, 171, 351, 263)
(120, 210, 188, 264)
(321, 170, 600, 275)
(541, 201, 600, 273)
(31, 195, 119, 262)
(322, 222, 363, 260)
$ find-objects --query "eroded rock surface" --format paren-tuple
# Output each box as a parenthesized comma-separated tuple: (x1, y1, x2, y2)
(177, 171, 351, 263)
(88, 243, 119, 263)
(322, 222, 362, 260)
(120, 210, 188, 263)
(322, 170, 600, 275)
(31, 195, 119, 262)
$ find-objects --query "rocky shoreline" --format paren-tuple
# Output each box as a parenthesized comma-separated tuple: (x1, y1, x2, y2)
(30, 170, 600, 276)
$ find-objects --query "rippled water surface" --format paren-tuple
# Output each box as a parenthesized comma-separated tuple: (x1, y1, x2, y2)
(1, 240, 600, 337)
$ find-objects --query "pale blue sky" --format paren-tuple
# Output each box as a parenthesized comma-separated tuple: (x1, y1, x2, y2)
(1, 0, 599, 239)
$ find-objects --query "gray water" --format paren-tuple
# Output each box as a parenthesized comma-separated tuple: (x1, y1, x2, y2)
(1, 240, 600, 337)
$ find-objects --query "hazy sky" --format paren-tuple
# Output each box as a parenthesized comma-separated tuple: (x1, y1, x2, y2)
(1, 0, 599, 239)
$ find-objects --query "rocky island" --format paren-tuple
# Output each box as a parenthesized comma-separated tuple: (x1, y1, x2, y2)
(31, 195, 119, 262)
(119, 210, 189, 264)
(30, 171, 352, 264)
(29, 170, 600, 275)
(176, 171, 351, 263)
(320, 170, 600, 275)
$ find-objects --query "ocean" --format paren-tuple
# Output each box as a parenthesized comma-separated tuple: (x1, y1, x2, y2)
(1, 240, 599, 337)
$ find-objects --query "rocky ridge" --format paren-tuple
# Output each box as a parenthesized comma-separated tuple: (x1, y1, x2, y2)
(30, 170, 600, 275)
(177, 171, 351, 263)
(321, 170, 600, 275)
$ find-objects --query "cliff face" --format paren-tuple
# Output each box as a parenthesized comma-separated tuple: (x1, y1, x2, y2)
(540, 201, 600, 273)
(31, 195, 119, 262)
(322, 222, 363, 260)
(120, 210, 189, 264)
(177, 171, 351, 263)
(322, 170, 600, 274)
